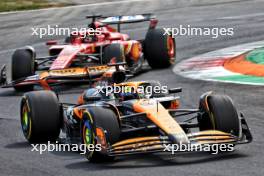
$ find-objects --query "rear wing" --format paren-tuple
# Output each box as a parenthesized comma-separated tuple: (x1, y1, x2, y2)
(99, 14, 155, 24)
(86, 14, 158, 31)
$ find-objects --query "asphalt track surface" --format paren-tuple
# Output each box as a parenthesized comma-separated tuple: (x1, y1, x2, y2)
(0, 0, 264, 175)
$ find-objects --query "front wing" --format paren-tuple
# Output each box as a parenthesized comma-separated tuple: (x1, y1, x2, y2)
(0, 63, 129, 90)
(102, 114, 252, 156)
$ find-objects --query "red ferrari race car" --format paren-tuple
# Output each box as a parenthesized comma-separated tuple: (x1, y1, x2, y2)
(0, 14, 175, 91)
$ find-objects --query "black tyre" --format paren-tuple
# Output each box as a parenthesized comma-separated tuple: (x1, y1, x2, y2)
(82, 106, 120, 162)
(20, 91, 61, 143)
(198, 94, 240, 136)
(144, 28, 175, 68)
(12, 49, 35, 91)
(103, 43, 125, 64)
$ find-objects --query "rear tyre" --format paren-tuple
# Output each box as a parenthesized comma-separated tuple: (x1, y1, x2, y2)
(12, 49, 35, 91)
(82, 106, 120, 162)
(103, 43, 125, 64)
(198, 94, 240, 136)
(144, 28, 175, 69)
(20, 91, 61, 143)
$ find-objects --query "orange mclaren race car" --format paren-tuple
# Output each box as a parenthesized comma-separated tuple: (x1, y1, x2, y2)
(20, 81, 252, 162)
(0, 14, 175, 92)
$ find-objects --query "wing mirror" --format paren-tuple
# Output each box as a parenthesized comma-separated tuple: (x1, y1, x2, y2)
(168, 87, 182, 94)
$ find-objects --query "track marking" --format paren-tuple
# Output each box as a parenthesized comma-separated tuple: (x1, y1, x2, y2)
(173, 41, 264, 85)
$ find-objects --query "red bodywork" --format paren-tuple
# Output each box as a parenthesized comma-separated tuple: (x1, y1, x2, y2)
(0, 15, 159, 90)
(49, 21, 143, 70)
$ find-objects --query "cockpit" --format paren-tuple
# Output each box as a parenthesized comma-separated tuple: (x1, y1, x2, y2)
(78, 81, 167, 104)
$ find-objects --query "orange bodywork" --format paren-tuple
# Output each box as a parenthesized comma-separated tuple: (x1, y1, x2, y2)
(133, 99, 184, 135)
(39, 66, 114, 78)
(132, 99, 189, 144)
(75, 81, 185, 136)
(36, 65, 121, 90)
(114, 81, 145, 88)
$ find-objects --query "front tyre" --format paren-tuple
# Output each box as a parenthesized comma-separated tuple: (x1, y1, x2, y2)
(82, 107, 120, 162)
(20, 91, 61, 143)
(198, 94, 240, 137)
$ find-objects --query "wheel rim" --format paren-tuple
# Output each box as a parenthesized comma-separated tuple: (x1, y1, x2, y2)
(82, 118, 95, 159)
(21, 104, 31, 139)
(167, 36, 175, 63)
(83, 120, 93, 145)
(22, 111, 29, 129)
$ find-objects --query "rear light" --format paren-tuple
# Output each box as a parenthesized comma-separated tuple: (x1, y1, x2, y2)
(170, 100, 180, 109)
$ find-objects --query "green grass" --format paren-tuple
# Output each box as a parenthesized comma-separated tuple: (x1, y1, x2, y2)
(0, 0, 72, 12)
(246, 47, 264, 65)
